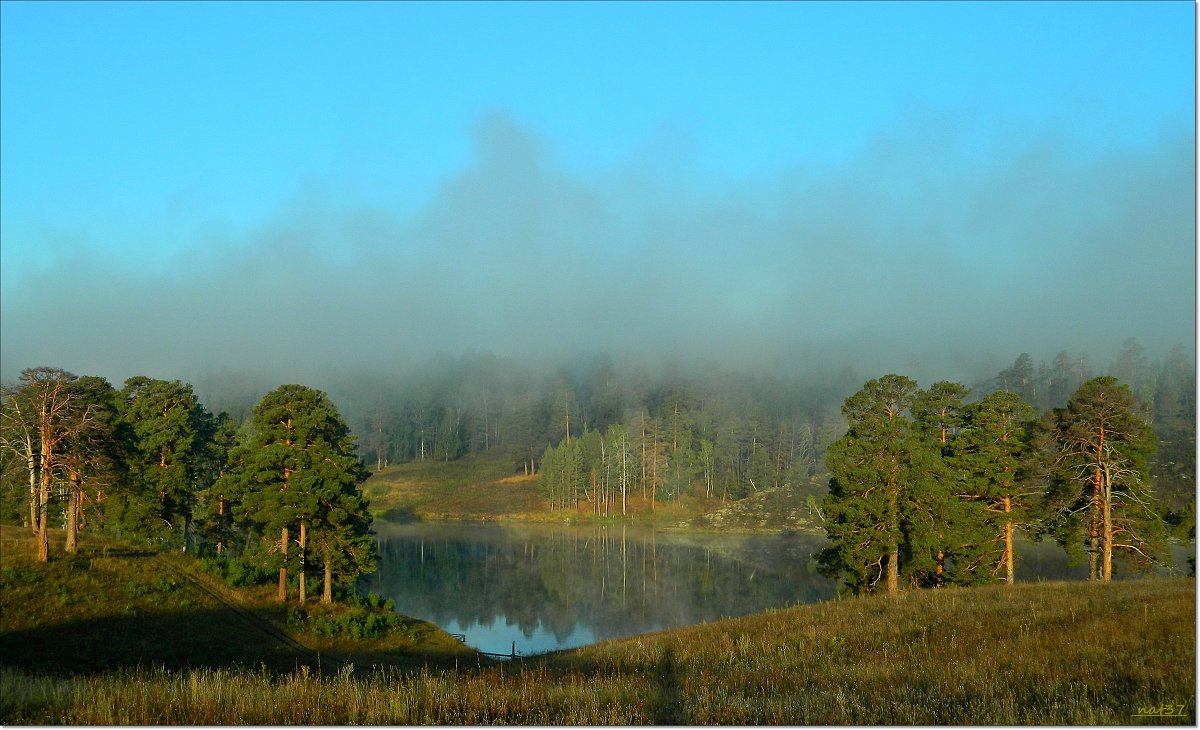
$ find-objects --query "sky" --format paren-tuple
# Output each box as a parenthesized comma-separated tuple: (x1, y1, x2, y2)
(1, 1, 1195, 388)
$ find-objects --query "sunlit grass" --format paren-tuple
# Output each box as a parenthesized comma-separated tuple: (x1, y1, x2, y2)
(365, 451, 547, 520)
(363, 450, 743, 526)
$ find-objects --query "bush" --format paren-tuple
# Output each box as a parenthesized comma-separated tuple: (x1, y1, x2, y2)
(285, 592, 412, 641)
(199, 556, 273, 588)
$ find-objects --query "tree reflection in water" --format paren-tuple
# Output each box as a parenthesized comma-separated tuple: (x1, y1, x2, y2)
(364, 522, 1178, 656)
(365, 522, 836, 655)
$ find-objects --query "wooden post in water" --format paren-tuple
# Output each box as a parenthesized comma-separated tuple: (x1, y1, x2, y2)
(511, 641, 516, 659)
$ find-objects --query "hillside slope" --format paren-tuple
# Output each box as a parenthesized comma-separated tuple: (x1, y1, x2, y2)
(0, 525, 474, 676)
(2, 533, 1192, 725)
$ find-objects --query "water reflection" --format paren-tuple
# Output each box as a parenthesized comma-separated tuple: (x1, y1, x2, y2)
(365, 521, 1192, 657)
(366, 522, 835, 656)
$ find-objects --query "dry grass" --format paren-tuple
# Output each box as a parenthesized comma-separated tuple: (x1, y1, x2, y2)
(365, 452, 546, 520)
(558, 577, 1195, 724)
(364, 451, 740, 527)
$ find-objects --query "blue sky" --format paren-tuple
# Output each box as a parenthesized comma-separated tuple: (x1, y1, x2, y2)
(0, 1, 1195, 383)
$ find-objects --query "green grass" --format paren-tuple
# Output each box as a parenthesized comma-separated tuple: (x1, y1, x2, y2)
(2, 520, 1193, 726)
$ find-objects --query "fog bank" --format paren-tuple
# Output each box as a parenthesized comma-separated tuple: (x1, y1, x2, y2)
(1, 113, 1194, 389)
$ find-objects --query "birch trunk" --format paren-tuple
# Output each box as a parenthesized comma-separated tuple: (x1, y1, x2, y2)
(26, 437, 38, 533)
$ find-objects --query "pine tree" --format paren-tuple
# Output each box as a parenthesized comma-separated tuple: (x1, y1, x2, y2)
(1045, 377, 1165, 581)
(117, 377, 209, 550)
(819, 375, 942, 595)
(910, 381, 972, 586)
(223, 384, 374, 603)
(58, 376, 124, 553)
(951, 390, 1041, 584)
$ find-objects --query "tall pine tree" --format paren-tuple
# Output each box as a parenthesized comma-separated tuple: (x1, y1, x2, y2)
(222, 385, 374, 603)
(819, 375, 944, 594)
(952, 390, 1041, 584)
(1045, 377, 1165, 581)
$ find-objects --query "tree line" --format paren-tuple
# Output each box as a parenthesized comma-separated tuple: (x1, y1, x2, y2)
(529, 340, 1193, 515)
(309, 342, 1189, 485)
(296, 352, 862, 485)
(818, 373, 1188, 595)
(0, 368, 373, 604)
(2, 336, 1191, 582)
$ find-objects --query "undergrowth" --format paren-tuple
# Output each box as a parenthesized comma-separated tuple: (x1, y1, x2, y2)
(286, 592, 417, 641)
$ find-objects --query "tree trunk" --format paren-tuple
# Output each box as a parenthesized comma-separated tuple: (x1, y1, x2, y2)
(1089, 465, 1102, 581)
(1003, 497, 1014, 585)
(26, 438, 38, 533)
(641, 420, 647, 500)
(37, 501, 49, 562)
(1090, 425, 1105, 581)
(887, 541, 899, 594)
(1101, 488, 1113, 582)
(278, 525, 289, 602)
(322, 558, 333, 604)
(298, 522, 307, 604)
(65, 474, 79, 554)
(621, 444, 627, 517)
(37, 460, 51, 563)
(886, 487, 899, 594)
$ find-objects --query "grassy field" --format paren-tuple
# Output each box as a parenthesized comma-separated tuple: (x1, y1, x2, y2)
(0, 524, 474, 678)
(1, 521, 1193, 724)
(364, 451, 547, 521)
(363, 450, 809, 530)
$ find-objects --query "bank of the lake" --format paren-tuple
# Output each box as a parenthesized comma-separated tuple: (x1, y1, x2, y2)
(3, 575, 1193, 724)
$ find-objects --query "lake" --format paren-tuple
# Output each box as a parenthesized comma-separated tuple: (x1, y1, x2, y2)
(365, 521, 1186, 658)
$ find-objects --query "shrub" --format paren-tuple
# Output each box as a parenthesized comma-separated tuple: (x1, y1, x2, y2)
(285, 594, 412, 641)
(199, 556, 273, 588)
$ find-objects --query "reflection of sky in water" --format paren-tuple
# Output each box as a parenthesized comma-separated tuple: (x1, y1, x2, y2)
(443, 617, 603, 658)
(369, 523, 1175, 658)
(368, 523, 837, 657)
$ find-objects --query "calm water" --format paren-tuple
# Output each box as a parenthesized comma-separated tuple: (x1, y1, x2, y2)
(365, 521, 1189, 658)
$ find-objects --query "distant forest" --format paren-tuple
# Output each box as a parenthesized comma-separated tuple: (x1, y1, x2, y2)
(3, 337, 1193, 537)
(203, 337, 1194, 511)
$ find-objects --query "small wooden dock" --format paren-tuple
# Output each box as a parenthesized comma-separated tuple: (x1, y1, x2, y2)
(450, 633, 519, 659)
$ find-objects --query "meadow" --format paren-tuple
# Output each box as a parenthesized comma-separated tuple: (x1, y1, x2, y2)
(364, 451, 547, 521)
(1, 521, 1193, 724)
(362, 449, 817, 530)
